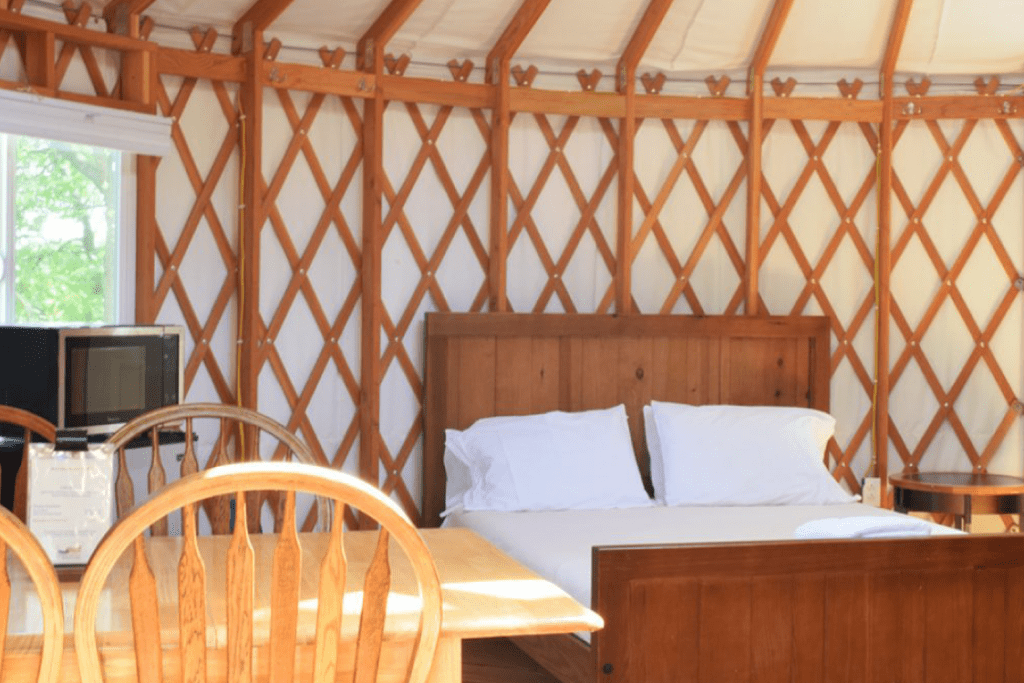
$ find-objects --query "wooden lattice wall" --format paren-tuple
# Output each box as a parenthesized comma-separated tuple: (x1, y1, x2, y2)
(1, 1, 1023, 529)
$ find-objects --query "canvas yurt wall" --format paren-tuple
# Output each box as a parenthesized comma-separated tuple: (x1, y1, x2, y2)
(1, 0, 1022, 530)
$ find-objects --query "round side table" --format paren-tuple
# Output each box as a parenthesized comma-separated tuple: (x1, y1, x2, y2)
(889, 471, 1024, 532)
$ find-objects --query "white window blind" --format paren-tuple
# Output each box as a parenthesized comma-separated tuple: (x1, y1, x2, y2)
(0, 89, 172, 156)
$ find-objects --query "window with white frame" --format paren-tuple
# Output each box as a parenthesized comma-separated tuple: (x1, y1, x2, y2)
(0, 134, 123, 324)
(0, 89, 172, 326)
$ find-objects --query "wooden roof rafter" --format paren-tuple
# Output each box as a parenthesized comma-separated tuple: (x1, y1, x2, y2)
(231, 0, 294, 56)
(356, 0, 424, 72)
(616, 0, 675, 92)
(881, 0, 914, 88)
(485, 0, 551, 84)
(747, 0, 794, 92)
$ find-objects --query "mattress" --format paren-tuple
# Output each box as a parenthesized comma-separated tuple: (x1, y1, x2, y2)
(444, 503, 958, 642)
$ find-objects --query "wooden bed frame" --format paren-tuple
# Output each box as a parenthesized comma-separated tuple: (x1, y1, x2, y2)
(422, 313, 1024, 683)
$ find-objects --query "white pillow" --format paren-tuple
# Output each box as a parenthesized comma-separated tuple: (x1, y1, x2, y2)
(443, 405, 653, 513)
(642, 405, 667, 503)
(649, 401, 856, 506)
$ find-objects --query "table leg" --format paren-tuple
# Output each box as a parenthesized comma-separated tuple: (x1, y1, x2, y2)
(962, 494, 972, 533)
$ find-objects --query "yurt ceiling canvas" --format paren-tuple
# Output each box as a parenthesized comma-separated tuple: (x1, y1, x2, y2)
(2, 0, 1024, 530)
(94, 0, 1024, 79)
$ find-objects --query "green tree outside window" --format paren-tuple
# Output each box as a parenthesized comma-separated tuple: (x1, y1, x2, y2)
(11, 136, 119, 324)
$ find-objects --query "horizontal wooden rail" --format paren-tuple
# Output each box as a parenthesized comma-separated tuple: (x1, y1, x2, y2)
(157, 47, 245, 82)
(0, 8, 154, 52)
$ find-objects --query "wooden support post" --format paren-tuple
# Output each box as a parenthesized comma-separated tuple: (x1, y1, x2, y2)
(745, 0, 794, 316)
(875, 0, 914, 502)
(485, 0, 551, 312)
(360, 67, 384, 509)
(238, 22, 264, 413)
(121, 48, 154, 110)
(20, 30, 54, 89)
(489, 71, 511, 312)
(357, 0, 424, 511)
(616, 72, 636, 315)
(615, 0, 675, 314)
(745, 75, 763, 315)
(135, 155, 158, 323)
(876, 89, 894, 500)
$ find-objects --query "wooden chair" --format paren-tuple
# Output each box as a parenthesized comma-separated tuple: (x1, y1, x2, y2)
(0, 505, 63, 682)
(0, 406, 57, 521)
(104, 402, 324, 534)
(74, 461, 443, 683)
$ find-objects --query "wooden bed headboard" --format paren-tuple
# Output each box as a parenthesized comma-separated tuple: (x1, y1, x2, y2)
(422, 313, 830, 527)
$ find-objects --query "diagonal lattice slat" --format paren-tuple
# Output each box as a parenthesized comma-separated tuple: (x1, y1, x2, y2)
(376, 57, 491, 519)
(256, 46, 364, 530)
(506, 67, 619, 314)
(887, 78, 1023, 529)
(757, 78, 879, 493)
(630, 75, 747, 316)
(150, 28, 240, 406)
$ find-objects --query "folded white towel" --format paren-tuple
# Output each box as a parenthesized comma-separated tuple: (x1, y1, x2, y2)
(793, 515, 933, 539)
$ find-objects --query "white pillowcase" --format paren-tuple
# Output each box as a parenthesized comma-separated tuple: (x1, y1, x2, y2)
(648, 401, 857, 506)
(642, 405, 667, 503)
(444, 405, 653, 514)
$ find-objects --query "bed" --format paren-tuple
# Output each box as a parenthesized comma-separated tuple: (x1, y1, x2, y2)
(422, 312, 1024, 683)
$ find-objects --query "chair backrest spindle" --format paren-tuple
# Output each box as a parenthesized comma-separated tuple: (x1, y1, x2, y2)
(354, 528, 391, 683)
(226, 490, 255, 683)
(74, 462, 442, 683)
(104, 404, 326, 536)
(312, 500, 346, 682)
(128, 536, 161, 683)
(178, 500, 208, 683)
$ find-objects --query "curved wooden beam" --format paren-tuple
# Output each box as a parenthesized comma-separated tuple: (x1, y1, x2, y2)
(485, 0, 551, 83)
(231, 0, 294, 55)
(874, 0, 914, 495)
(356, 0, 425, 71)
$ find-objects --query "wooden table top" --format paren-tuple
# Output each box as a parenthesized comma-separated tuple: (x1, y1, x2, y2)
(4, 528, 602, 681)
(889, 471, 1024, 495)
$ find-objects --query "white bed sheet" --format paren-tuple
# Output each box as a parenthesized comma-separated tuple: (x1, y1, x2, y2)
(444, 504, 958, 642)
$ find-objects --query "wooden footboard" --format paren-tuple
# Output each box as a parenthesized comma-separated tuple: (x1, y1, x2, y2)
(590, 535, 1024, 683)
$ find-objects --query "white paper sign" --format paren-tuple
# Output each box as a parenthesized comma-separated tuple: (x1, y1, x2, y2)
(27, 443, 114, 565)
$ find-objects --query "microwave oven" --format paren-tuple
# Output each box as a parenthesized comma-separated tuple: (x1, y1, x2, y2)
(0, 324, 184, 435)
